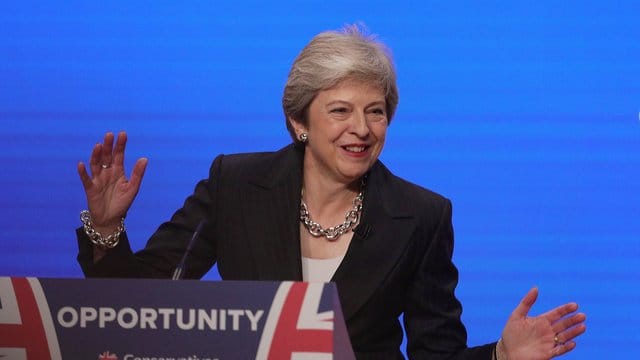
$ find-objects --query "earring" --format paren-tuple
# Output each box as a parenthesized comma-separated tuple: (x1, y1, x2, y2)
(299, 133, 308, 143)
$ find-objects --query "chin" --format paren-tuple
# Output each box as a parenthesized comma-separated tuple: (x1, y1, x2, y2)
(338, 166, 373, 183)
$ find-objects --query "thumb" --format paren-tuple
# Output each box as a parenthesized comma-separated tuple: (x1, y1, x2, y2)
(511, 287, 539, 319)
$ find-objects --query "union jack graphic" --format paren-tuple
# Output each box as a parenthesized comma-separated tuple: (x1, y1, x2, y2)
(256, 282, 335, 360)
(0, 277, 61, 360)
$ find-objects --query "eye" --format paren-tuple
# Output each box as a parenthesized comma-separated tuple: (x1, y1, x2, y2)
(330, 107, 349, 113)
(366, 108, 387, 122)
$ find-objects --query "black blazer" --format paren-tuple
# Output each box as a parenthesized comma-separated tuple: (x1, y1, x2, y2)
(78, 144, 495, 359)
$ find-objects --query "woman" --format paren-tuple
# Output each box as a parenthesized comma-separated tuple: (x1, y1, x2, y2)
(77, 26, 586, 359)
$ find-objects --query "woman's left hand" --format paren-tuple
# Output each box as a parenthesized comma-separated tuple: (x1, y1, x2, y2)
(499, 287, 587, 360)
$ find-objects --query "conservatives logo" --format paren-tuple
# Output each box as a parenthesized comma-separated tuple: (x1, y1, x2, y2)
(98, 351, 118, 360)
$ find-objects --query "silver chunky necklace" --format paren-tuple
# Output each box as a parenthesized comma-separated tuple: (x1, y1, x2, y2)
(299, 177, 365, 241)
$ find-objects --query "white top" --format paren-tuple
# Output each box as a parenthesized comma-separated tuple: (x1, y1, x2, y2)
(301, 254, 346, 282)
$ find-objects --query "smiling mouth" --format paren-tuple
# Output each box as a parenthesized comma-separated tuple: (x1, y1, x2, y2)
(342, 145, 368, 153)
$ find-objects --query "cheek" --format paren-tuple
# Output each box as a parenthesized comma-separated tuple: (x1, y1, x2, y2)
(372, 124, 388, 141)
(325, 123, 351, 141)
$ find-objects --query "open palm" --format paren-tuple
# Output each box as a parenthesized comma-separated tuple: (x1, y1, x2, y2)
(501, 287, 587, 360)
(77, 132, 147, 231)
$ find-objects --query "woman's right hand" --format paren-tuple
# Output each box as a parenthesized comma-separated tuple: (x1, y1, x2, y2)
(78, 131, 148, 235)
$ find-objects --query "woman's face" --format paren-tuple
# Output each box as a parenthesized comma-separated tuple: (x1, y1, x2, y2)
(293, 79, 388, 185)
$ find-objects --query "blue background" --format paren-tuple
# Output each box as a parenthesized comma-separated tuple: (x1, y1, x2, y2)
(1, 1, 638, 358)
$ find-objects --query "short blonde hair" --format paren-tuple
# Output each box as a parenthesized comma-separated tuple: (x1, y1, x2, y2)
(283, 25, 399, 143)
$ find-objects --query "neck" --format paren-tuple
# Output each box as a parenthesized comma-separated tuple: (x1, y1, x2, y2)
(300, 148, 366, 227)
(302, 169, 360, 207)
(299, 174, 365, 241)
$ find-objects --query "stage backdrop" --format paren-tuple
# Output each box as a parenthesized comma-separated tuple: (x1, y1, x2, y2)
(1, 2, 638, 359)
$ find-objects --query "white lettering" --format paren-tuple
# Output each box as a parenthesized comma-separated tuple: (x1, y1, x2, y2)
(219, 309, 226, 330)
(245, 309, 264, 331)
(99, 307, 116, 328)
(227, 309, 243, 331)
(197, 309, 216, 330)
(117, 307, 138, 329)
(55, 305, 264, 333)
(158, 308, 175, 329)
(176, 309, 195, 330)
(123, 355, 179, 360)
(57, 307, 77, 328)
(140, 308, 158, 329)
(80, 307, 97, 327)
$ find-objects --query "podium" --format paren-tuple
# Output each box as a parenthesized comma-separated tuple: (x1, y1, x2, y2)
(0, 277, 355, 359)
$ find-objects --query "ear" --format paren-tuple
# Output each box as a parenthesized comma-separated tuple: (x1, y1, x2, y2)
(288, 116, 308, 137)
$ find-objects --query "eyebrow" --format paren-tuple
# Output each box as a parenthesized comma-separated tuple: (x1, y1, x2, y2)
(366, 101, 386, 107)
(325, 100, 386, 107)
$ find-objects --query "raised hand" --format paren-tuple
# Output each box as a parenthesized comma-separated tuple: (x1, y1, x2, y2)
(78, 131, 147, 234)
(500, 287, 587, 360)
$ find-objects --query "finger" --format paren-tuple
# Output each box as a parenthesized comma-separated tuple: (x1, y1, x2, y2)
(511, 287, 538, 319)
(101, 132, 115, 166)
(77, 161, 94, 191)
(542, 302, 579, 323)
(129, 158, 148, 190)
(112, 131, 127, 170)
(552, 340, 576, 358)
(556, 322, 587, 344)
(89, 143, 103, 176)
(552, 312, 586, 334)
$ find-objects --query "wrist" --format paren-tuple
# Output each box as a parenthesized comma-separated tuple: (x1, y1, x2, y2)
(93, 223, 120, 235)
(80, 210, 125, 249)
(495, 338, 508, 360)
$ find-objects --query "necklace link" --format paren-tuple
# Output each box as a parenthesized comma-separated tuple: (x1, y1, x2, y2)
(299, 177, 365, 241)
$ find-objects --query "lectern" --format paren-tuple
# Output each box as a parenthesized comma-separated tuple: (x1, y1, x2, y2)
(0, 277, 354, 359)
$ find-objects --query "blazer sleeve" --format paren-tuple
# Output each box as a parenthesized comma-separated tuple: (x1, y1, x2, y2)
(403, 198, 496, 359)
(76, 155, 224, 279)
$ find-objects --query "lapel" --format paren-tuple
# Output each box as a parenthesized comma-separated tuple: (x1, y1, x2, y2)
(331, 161, 416, 321)
(242, 144, 304, 281)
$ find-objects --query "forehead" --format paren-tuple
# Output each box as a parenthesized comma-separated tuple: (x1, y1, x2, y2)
(315, 79, 385, 103)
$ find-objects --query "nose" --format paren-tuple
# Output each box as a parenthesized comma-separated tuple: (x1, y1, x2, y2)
(350, 111, 370, 138)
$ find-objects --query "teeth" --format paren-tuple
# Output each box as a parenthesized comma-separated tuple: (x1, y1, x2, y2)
(345, 146, 366, 153)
